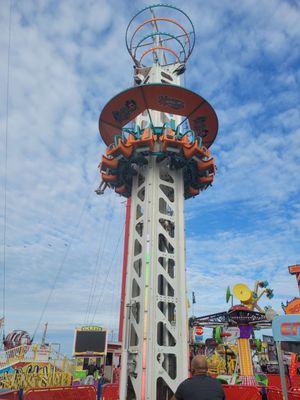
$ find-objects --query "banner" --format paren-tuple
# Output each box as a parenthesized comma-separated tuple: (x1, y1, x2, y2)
(272, 315, 300, 342)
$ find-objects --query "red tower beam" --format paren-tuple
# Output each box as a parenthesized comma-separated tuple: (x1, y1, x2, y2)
(118, 198, 131, 342)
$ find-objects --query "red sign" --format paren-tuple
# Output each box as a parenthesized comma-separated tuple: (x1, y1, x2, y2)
(281, 322, 300, 336)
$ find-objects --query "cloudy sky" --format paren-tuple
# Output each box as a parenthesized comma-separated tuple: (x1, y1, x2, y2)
(0, 0, 299, 355)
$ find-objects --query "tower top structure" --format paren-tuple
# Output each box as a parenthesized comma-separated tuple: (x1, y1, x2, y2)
(97, 4, 218, 200)
(125, 4, 195, 68)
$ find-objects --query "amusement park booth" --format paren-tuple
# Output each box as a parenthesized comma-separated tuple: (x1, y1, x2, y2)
(73, 326, 107, 381)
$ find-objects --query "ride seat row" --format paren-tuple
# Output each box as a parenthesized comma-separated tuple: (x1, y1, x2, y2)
(104, 128, 211, 162)
(98, 128, 217, 199)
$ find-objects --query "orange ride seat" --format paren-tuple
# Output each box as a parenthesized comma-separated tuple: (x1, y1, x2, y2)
(194, 145, 210, 160)
(182, 140, 196, 159)
(186, 185, 199, 197)
(197, 175, 214, 186)
(161, 128, 183, 153)
(132, 128, 155, 151)
(183, 140, 210, 160)
(106, 137, 133, 159)
(197, 158, 215, 174)
(118, 139, 133, 158)
(100, 154, 119, 171)
(101, 173, 118, 183)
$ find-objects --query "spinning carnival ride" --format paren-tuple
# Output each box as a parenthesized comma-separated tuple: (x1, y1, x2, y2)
(190, 281, 276, 385)
(3, 330, 31, 351)
(0, 326, 72, 391)
(96, 5, 218, 399)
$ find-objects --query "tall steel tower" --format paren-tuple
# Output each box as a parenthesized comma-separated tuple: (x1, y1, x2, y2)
(96, 5, 218, 399)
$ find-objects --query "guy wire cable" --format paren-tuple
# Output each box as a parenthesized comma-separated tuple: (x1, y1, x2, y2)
(84, 195, 116, 323)
(32, 180, 96, 341)
(2, 0, 13, 338)
(106, 202, 125, 331)
(90, 222, 124, 324)
(83, 198, 113, 324)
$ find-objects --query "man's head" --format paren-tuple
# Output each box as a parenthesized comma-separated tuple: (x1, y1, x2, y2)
(191, 355, 208, 376)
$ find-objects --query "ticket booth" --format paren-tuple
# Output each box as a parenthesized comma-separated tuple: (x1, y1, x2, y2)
(72, 325, 108, 382)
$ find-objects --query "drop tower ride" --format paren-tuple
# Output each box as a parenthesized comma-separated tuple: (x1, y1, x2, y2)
(96, 5, 218, 399)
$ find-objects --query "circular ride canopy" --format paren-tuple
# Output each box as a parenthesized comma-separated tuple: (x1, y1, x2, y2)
(99, 84, 218, 148)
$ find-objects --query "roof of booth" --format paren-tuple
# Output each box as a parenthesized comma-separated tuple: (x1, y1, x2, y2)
(98, 84, 218, 148)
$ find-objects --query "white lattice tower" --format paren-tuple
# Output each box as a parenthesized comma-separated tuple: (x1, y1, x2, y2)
(96, 5, 218, 399)
(119, 65, 188, 400)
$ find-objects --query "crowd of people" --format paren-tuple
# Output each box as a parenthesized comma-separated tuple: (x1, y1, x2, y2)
(83, 362, 109, 386)
(83, 355, 225, 399)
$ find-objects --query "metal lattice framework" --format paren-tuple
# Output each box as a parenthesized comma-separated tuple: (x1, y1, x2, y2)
(190, 309, 272, 330)
(120, 152, 188, 399)
(190, 312, 230, 328)
(96, 4, 218, 399)
(228, 308, 271, 327)
(126, 4, 195, 67)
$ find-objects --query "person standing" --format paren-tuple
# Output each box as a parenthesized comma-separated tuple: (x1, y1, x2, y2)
(171, 355, 225, 400)
(85, 362, 97, 385)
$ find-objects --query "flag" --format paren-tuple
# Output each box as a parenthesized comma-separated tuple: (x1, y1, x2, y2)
(192, 292, 196, 304)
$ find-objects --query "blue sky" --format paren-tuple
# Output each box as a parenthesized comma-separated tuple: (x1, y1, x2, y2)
(0, 0, 299, 355)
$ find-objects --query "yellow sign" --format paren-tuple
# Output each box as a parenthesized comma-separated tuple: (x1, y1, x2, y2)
(0, 362, 72, 391)
(77, 325, 104, 331)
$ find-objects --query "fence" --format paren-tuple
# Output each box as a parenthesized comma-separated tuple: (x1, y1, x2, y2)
(0, 390, 19, 400)
(266, 387, 300, 400)
(97, 383, 300, 400)
(267, 374, 291, 390)
(101, 383, 119, 400)
(24, 385, 96, 400)
(222, 385, 262, 400)
(289, 388, 300, 400)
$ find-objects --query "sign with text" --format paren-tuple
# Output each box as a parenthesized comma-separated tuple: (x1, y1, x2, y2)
(73, 326, 108, 356)
(223, 327, 240, 343)
(272, 315, 300, 342)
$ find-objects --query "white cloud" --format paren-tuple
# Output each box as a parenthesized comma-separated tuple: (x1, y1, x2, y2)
(0, 0, 299, 355)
